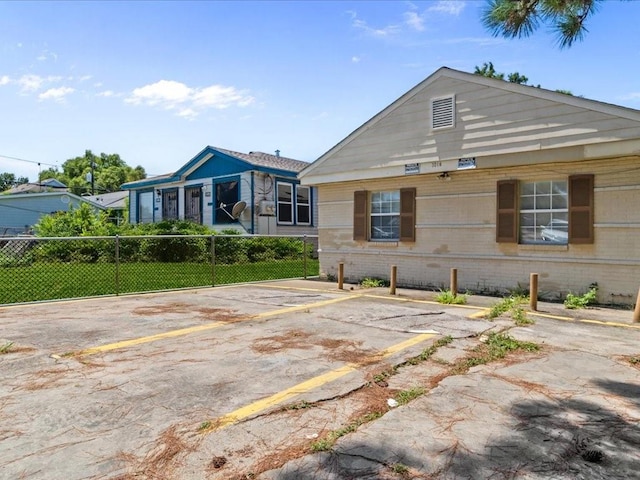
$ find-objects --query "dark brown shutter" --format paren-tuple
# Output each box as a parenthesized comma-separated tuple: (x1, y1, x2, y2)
(353, 191, 367, 241)
(496, 180, 517, 243)
(399, 188, 416, 242)
(568, 174, 594, 244)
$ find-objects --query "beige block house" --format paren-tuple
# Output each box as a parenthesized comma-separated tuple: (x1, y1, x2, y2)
(299, 67, 640, 305)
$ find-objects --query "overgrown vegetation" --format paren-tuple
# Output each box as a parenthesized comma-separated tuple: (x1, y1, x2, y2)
(310, 412, 384, 452)
(452, 332, 539, 374)
(435, 289, 468, 305)
(359, 277, 387, 288)
(564, 284, 598, 309)
(486, 295, 533, 325)
(0, 341, 14, 354)
(395, 386, 425, 406)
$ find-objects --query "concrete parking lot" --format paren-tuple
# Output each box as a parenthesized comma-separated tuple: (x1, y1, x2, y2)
(1, 280, 639, 479)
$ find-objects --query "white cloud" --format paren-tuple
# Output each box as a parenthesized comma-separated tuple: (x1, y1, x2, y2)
(404, 11, 425, 31)
(0, 75, 10, 86)
(126, 80, 254, 117)
(351, 12, 401, 38)
(18, 74, 45, 92)
(619, 92, 640, 101)
(352, 56, 361, 63)
(17, 74, 62, 93)
(428, 1, 466, 16)
(38, 86, 74, 102)
(97, 90, 116, 97)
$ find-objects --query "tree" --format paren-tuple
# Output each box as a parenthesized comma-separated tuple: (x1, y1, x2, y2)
(474, 62, 532, 85)
(473, 62, 577, 93)
(482, 0, 600, 48)
(39, 150, 146, 195)
(0, 172, 29, 192)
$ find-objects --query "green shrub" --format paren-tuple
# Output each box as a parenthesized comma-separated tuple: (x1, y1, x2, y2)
(360, 277, 387, 288)
(435, 289, 468, 305)
(564, 285, 598, 309)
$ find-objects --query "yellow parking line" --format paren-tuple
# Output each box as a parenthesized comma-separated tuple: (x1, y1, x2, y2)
(207, 332, 437, 432)
(70, 294, 357, 357)
(528, 311, 640, 329)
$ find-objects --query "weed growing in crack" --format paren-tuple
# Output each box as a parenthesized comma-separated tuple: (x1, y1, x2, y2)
(451, 332, 539, 375)
(564, 285, 598, 309)
(395, 386, 425, 405)
(0, 341, 14, 354)
(310, 412, 384, 452)
(391, 463, 410, 475)
(197, 421, 212, 431)
(486, 295, 533, 325)
(435, 289, 468, 305)
(283, 400, 313, 410)
(629, 357, 639, 365)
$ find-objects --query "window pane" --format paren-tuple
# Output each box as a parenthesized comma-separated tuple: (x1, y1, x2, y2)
(519, 180, 568, 245)
(138, 192, 153, 223)
(370, 190, 399, 240)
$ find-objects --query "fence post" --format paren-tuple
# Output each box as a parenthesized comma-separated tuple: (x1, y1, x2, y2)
(338, 262, 344, 290)
(211, 235, 216, 287)
(115, 235, 120, 295)
(303, 235, 307, 279)
(530, 273, 538, 311)
(390, 265, 397, 295)
(633, 286, 640, 323)
(450, 268, 458, 297)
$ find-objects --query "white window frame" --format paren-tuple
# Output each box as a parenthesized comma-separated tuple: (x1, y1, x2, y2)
(295, 185, 311, 225)
(519, 180, 568, 244)
(276, 182, 294, 225)
(370, 190, 400, 241)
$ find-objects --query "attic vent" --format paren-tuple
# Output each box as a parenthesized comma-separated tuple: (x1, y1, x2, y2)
(431, 95, 455, 130)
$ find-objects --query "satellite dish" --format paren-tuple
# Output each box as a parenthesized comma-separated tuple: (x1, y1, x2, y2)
(219, 201, 247, 220)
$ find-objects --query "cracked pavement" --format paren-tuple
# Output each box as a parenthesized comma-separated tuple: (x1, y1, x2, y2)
(1, 280, 639, 479)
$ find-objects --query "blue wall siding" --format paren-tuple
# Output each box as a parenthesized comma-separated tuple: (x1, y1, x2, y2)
(186, 154, 249, 180)
(0, 194, 86, 231)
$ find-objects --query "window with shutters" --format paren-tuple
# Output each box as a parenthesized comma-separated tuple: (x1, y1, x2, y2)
(431, 95, 455, 130)
(353, 189, 415, 242)
(520, 180, 568, 244)
(371, 191, 400, 240)
(496, 175, 593, 245)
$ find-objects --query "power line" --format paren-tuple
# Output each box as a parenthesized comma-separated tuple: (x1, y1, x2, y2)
(0, 154, 58, 168)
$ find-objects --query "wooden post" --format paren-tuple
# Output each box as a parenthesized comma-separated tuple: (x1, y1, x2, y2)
(450, 268, 458, 297)
(633, 287, 640, 323)
(390, 265, 397, 295)
(530, 273, 539, 311)
(338, 262, 344, 290)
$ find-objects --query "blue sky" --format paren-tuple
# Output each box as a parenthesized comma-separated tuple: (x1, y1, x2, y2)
(1, 0, 638, 181)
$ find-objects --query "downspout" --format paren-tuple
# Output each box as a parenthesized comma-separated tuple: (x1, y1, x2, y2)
(250, 171, 255, 234)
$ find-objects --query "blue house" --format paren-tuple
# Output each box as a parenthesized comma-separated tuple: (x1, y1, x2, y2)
(121, 146, 317, 235)
(0, 192, 106, 236)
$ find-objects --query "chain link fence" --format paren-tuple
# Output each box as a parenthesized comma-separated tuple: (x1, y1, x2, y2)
(0, 234, 318, 305)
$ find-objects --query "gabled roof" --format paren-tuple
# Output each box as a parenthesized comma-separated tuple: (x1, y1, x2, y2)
(84, 190, 128, 209)
(0, 191, 106, 209)
(300, 66, 640, 183)
(3, 178, 68, 194)
(122, 146, 309, 189)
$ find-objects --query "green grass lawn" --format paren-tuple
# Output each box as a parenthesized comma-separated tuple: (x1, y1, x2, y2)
(0, 259, 319, 304)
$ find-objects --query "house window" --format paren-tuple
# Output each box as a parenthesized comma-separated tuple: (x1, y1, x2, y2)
(277, 182, 293, 224)
(215, 180, 239, 223)
(496, 175, 593, 245)
(371, 191, 400, 240)
(296, 186, 311, 225)
(353, 188, 415, 242)
(138, 191, 153, 223)
(520, 180, 568, 244)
